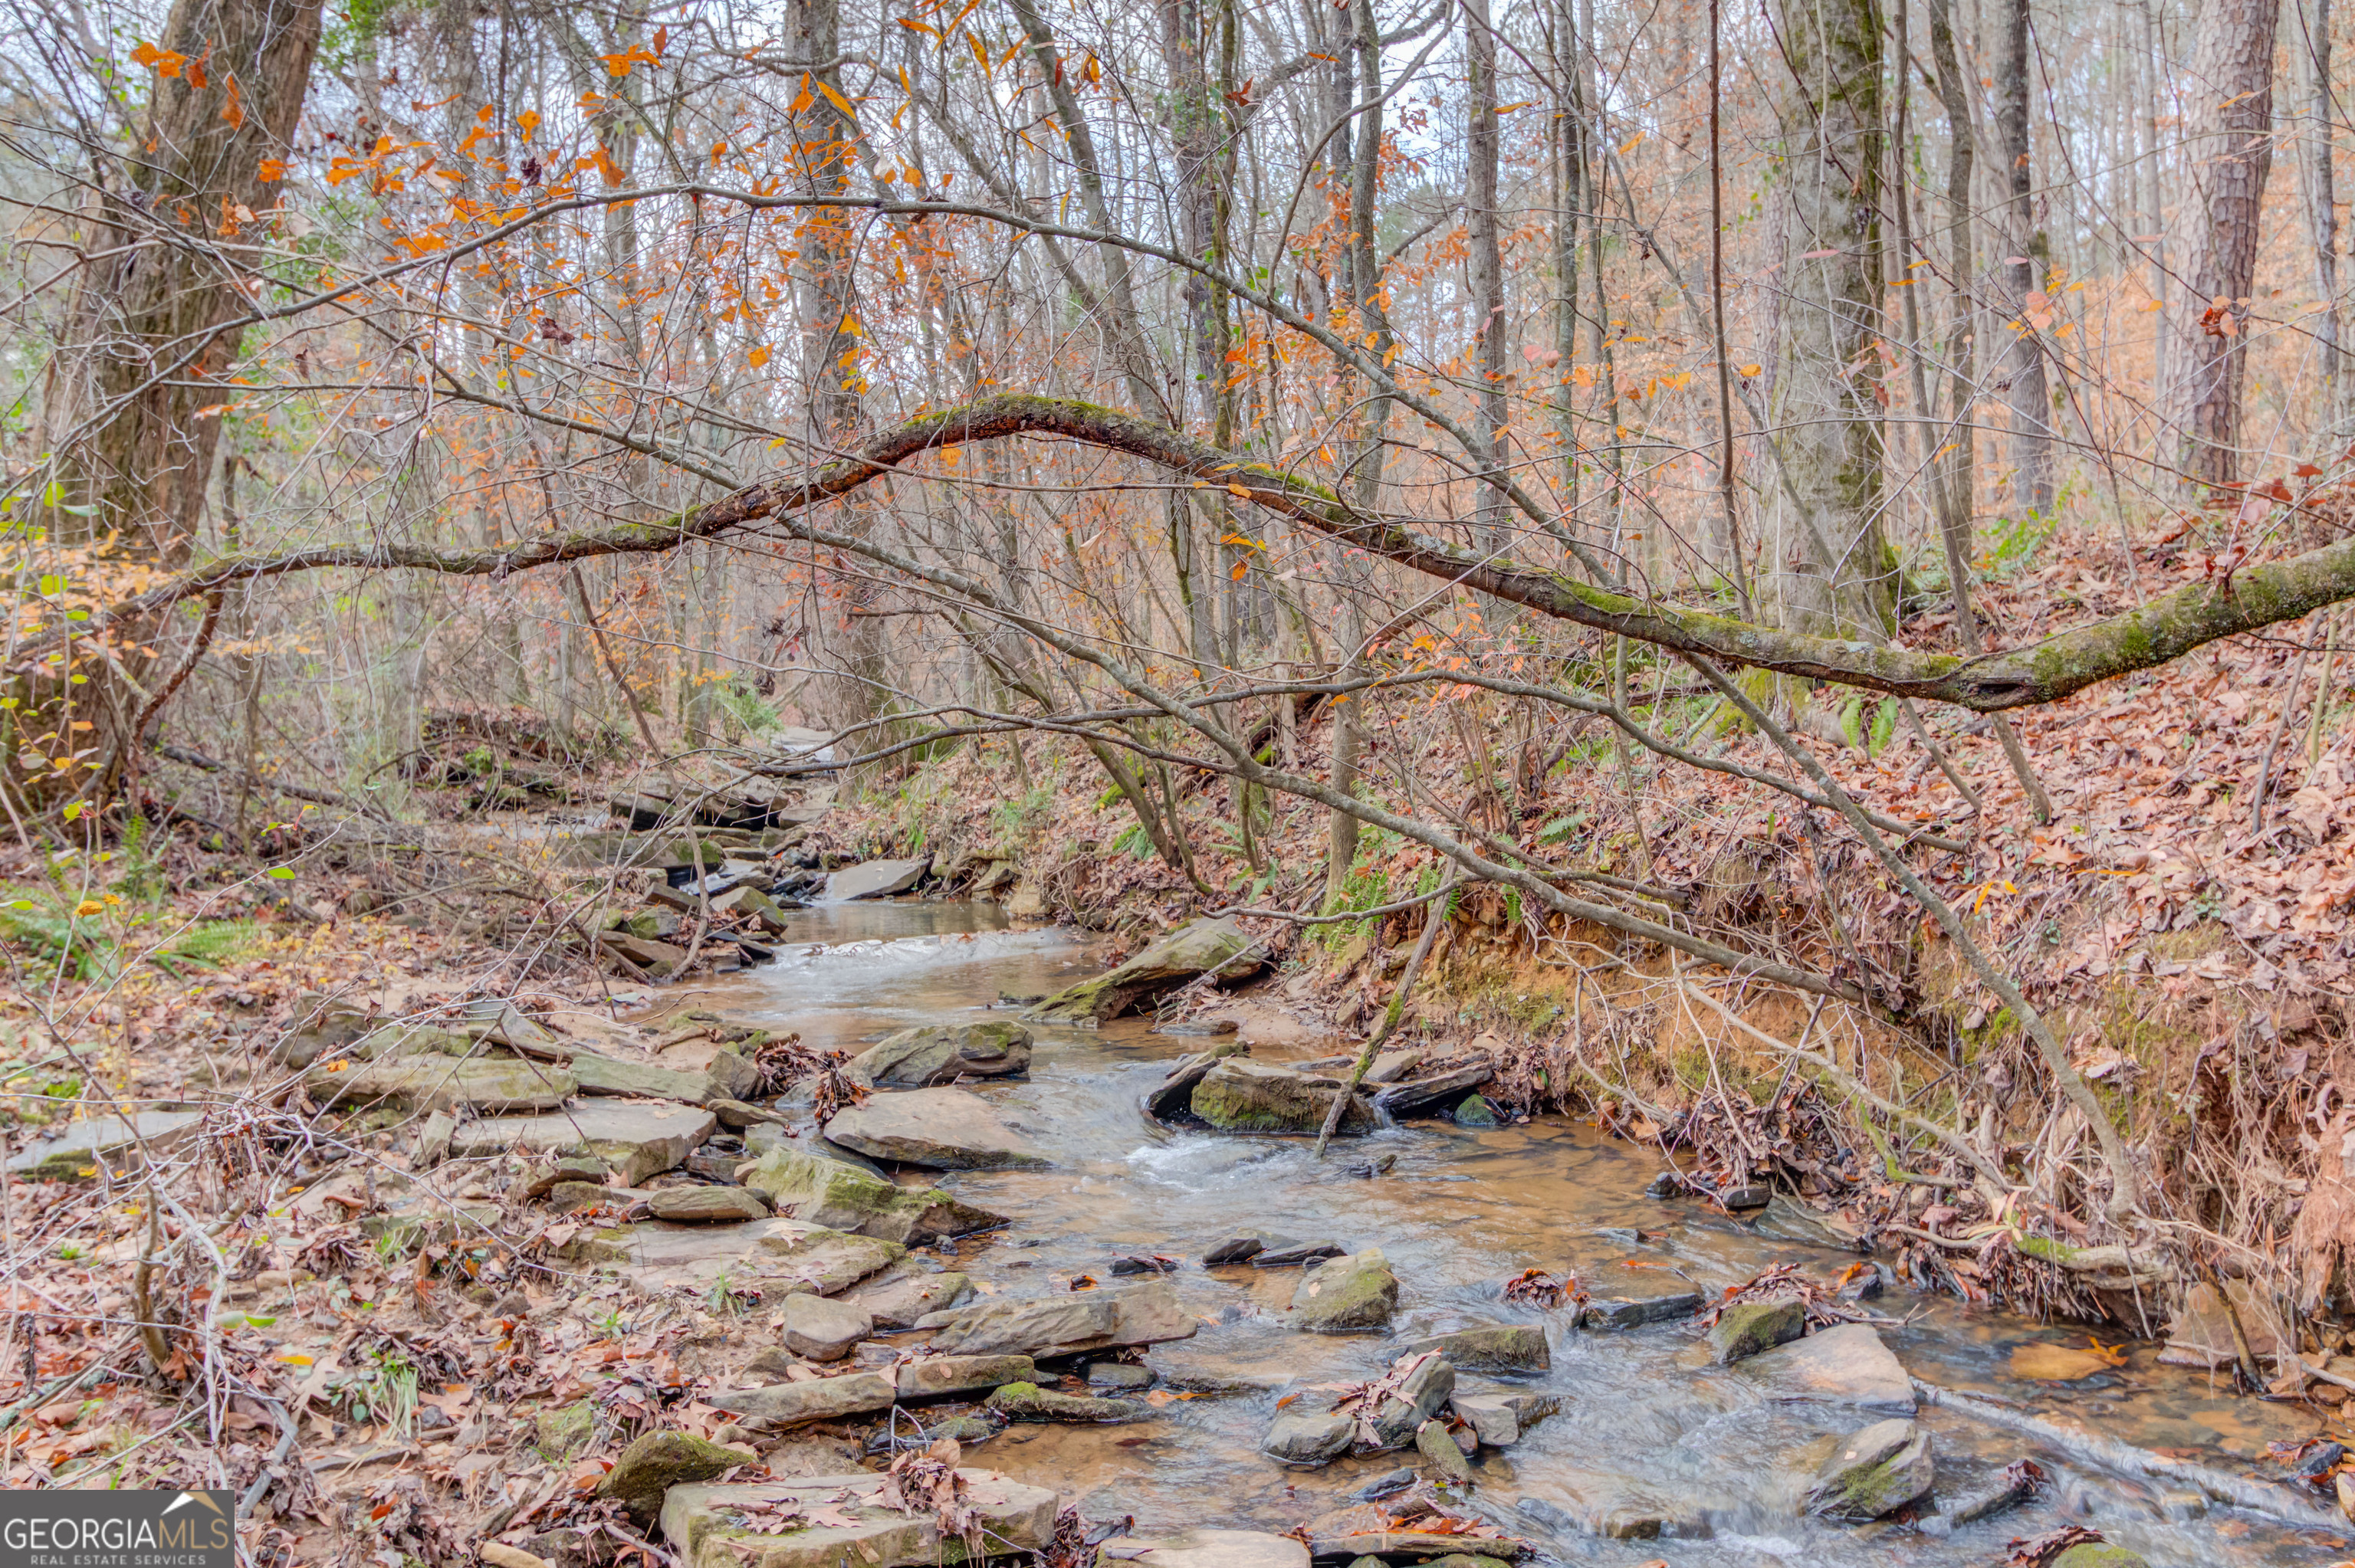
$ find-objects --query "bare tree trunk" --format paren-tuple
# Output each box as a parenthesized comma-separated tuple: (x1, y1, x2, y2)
(1765, 0, 1895, 636)
(1466, 0, 1509, 556)
(1996, 0, 2053, 513)
(2300, 0, 2349, 441)
(2160, 0, 2281, 492)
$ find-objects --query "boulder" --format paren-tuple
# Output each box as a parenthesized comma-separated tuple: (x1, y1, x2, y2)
(895, 1354, 1035, 1399)
(708, 1371, 897, 1426)
(1190, 1060, 1378, 1136)
(1415, 1419, 1476, 1484)
(649, 1186, 773, 1224)
(918, 1281, 1196, 1358)
(1736, 1323, 1917, 1415)
(849, 1271, 974, 1329)
(5, 1110, 202, 1179)
(742, 1146, 1005, 1245)
(711, 1097, 790, 1129)
(1578, 1284, 1705, 1331)
(708, 1049, 767, 1101)
(779, 1293, 873, 1361)
(821, 1088, 1049, 1170)
(827, 858, 931, 900)
(1708, 1298, 1806, 1365)
(1024, 917, 1265, 1023)
(1263, 1409, 1355, 1466)
(535, 1399, 596, 1461)
(522, 1153, 611, 1197)
(846, 1022, 1033, 1087)
(1449, 1391, 1555, 1447)
(1144, 1041, 1250, 1120)
(983, 1381, 1151, 1422)
(1100, 1530, 1307, 1568)
(661, 1471, 1058, 1568)
(1401, 1325, 1550, 1373)
(1291, 1248, 1399, 1333)
(1452, 1095, 1500, 1128)
(1362, 1351, 1457, 1450)
(448, 1101, 717, 1186)
(1802, 1418, 1935, 1520)
(600, 1430, 754, 1519)
(1087, 1363, 1155, 1390)
(570, 1051, 719, 1104)
(1256, 1241, 1348, 1268)
(306, 1057, 575, 1115)
(1203, 1230, 1282, 1265)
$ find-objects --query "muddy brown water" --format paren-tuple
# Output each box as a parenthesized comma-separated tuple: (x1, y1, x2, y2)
(678, 899, 2344, 1566)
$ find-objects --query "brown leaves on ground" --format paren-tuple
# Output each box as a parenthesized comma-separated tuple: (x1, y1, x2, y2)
(1700, 1262, 1874, 1331)
(876, 1438, 984, 1556)
(1499, 1267, 1581, 1308)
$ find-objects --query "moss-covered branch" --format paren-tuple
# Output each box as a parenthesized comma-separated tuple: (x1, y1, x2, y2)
(61, 394, 2355, 710)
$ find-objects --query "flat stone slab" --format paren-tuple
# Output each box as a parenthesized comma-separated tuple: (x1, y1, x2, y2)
(5, 1110, 202, 1179)
(827, 858, 931, 900)
(648, 1186, 772, 1223)
(708, 1371, 898, 1425)
(1189, 1060, 1377, 1137)
(307, 1057, 575, 1115)
(562, 1215, 903, 1297)
(1102, 1530, 1309, 1568)
(570, 1051, 718, 1104)
(663, 1470, 1057, 1568)
(895, 1354, 1035, 1399)
(448, 1101, 716, 1185)
(822, 1088, 1049, 1170)
(849, 1271, 974, 1328)
(780, 1292, 873, 1360)
(918, 1281, 1196, 1358)
(1734, 1323, 1917, 1414)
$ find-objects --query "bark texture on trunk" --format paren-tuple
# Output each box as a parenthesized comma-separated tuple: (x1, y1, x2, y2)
(2300, 0, 2347, 441)
(2160, 0, 2280, 491)
(1465, 0, 1509, 556)
(1996, 0, 2052, 514)
(1764, 0, 1894, 638)
(79, 0, 325, 559)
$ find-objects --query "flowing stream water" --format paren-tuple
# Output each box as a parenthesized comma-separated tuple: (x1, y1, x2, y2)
(680, 899, 2344, 1566)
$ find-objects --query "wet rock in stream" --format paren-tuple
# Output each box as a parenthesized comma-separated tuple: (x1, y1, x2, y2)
(1802, 1418, 1936, 1520)
(1024, 915, 1266, 1023)
(1414, 1419, 1476, 1483)
(741, 1146, 1005, 1245)
(1448, 1389, 1556, 1446)
(826, 857, 933, 900)
(845, 1269, 974, 1327)
(1145, 1040, 1251, 1120)
(1264, 1409, 1356, 1465)
(915, 1280, 1197, 1357)
(1400, 1325, 1550, 1373)
(1706, 1296, 1806, 1364)
(893, 1353, 1036, 1399)
(1290, 1248, 1399, 1332)
(708, 1370, 898, 1425)
(820, 1087, 1050, 1169)
(983, 1380, 1152, 1422)
(845, 1020, 1033, 1087)
(1101, 1529, 1309, 1568)
(1735, 1323, 1917, 1414)
(1190, 1060, 1381, 1136)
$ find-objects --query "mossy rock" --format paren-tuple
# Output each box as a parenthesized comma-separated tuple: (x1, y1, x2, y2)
(1290, 1247, 1399, 1333)
(599, 1429, 755, 1518)
(982, 1382, 1151, 1423)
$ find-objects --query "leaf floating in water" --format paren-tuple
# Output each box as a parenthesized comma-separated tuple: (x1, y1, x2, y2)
(2008, 1342, 2123, 1381)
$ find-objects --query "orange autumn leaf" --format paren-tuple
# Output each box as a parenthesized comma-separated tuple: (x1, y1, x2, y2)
(256, 156, 286, 182)
(220, 74, 245, 128)
(747, 345, 770, 369)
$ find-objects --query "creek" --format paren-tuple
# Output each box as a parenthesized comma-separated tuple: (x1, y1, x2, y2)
(688, 898, 2343, 1566)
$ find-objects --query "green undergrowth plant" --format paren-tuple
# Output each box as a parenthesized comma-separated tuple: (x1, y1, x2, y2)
(0, 818, 260, 982)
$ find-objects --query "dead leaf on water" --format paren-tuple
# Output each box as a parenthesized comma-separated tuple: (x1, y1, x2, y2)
(2010, 1341, 2124, 1381)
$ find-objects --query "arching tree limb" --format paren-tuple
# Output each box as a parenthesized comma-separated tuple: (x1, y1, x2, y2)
(51, 395, 2355, 713)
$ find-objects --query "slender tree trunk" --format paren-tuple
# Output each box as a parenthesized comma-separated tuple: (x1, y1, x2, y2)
(1996, 0, 2053, 513)
(2160, 0, 2281, 492)
(2301, 0, 2348, 441)
(1466, 0, 1509, 556)
(1765, 0, 1895, 636)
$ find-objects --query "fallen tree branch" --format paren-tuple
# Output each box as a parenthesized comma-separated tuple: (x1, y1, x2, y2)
(39, 396, 2355, 713)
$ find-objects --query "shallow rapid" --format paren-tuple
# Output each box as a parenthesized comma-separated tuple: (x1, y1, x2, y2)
(691, 899, 2342, 1567)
